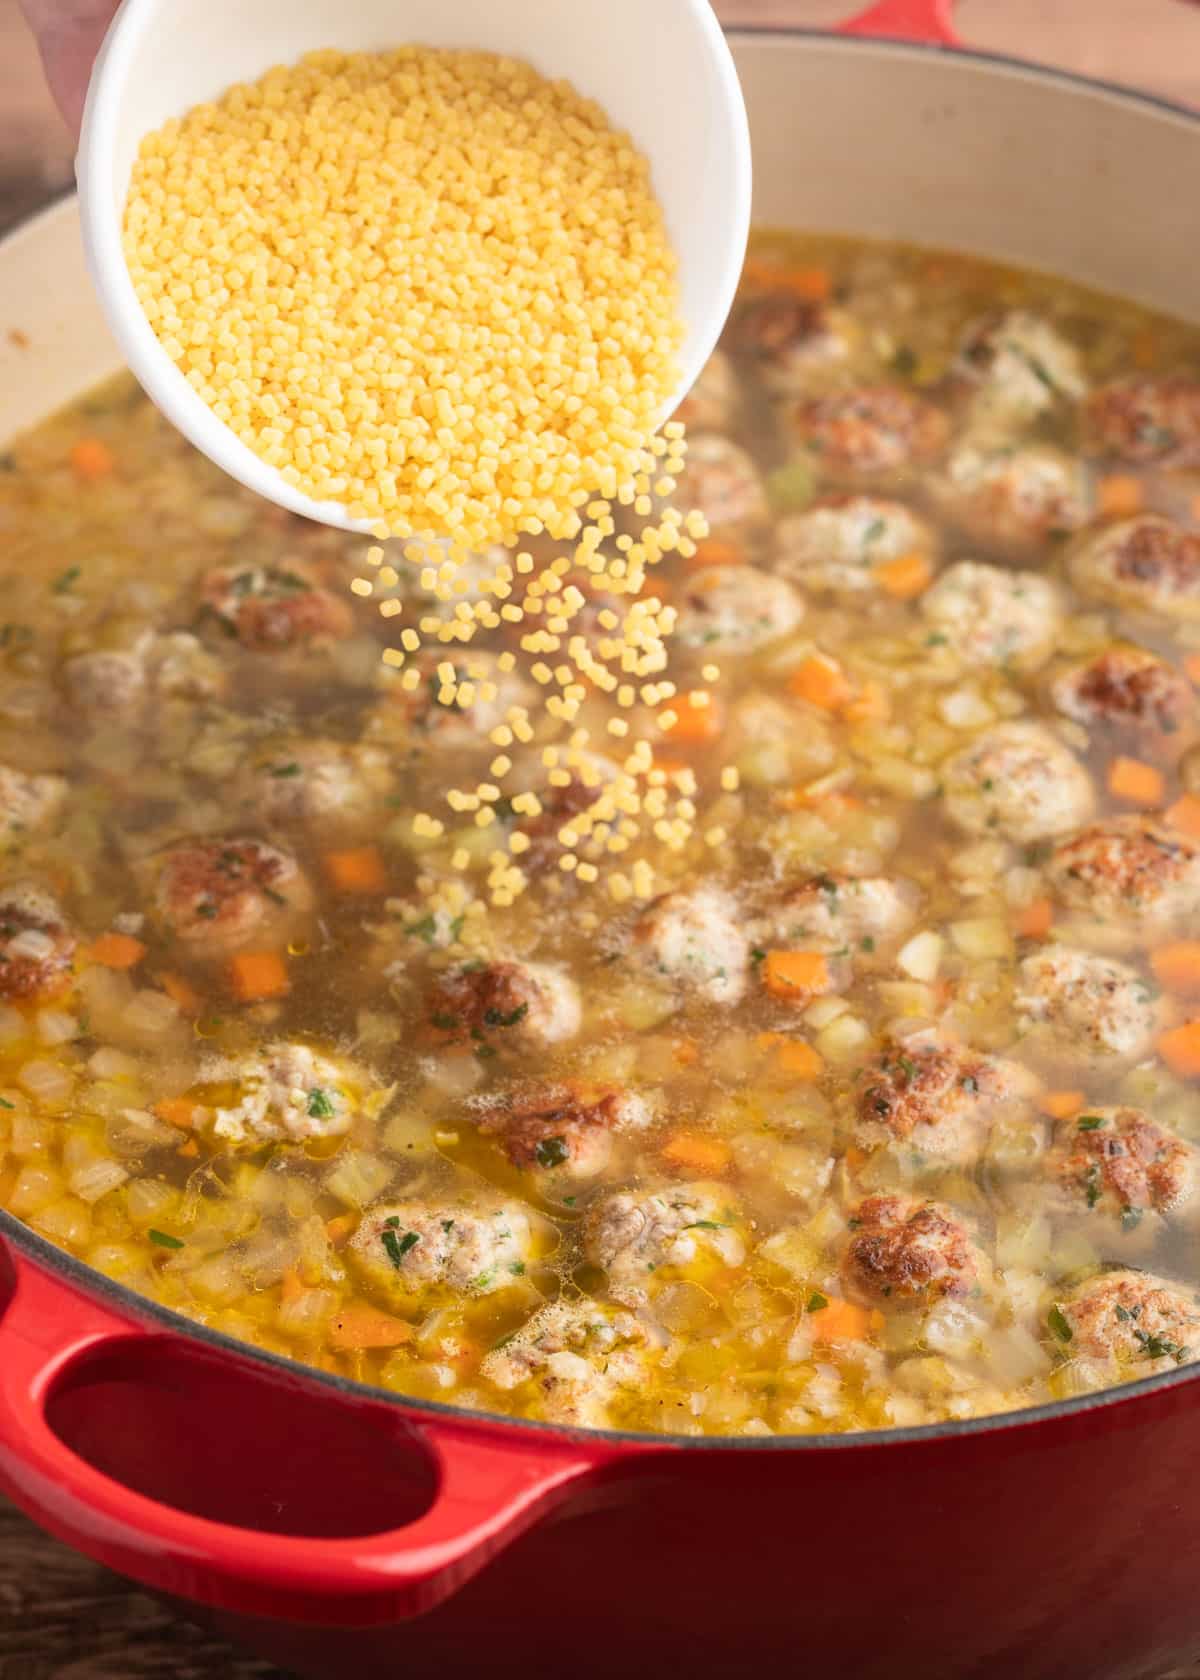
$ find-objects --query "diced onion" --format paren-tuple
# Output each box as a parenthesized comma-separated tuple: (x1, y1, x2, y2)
(36, 1009, 79, 1047)
(18, 1058, 74, 1108)
(88, 1047, 140, 1080)
(897, 931, 943, 983)
(106, 1108, 177, 1155)
(277, 1287, 338, 1340)
(938, 689, 994, 730)
(125, 1176, 178, 1224)
(122, 990, 180, 1035)
(986, 1325, 1051, 1389)
(7, 928, 54, 961)
(8, 1163, 65, 1216)
(31, 1196, 92, 1246)
(325, 1150, 393, 1209)
(804, 995, 848, 1031)
(0, 1007, 26, 1045)
(949, 917, 1012, 960)
(815, 1014, 870, 1063)
(68, 1159, 130, 1204)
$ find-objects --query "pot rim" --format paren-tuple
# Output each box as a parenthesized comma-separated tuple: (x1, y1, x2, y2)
(3, 23, 1200, 1455)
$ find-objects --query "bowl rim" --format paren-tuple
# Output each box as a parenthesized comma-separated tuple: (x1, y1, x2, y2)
(4, 22, 1200, 1454)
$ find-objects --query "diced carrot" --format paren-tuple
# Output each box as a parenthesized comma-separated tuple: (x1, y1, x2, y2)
(1039, 1090, 1084, 1121)
(227, 950, 290, 1002)
(328, 1304, 414, 1352)
(89, 932, 146, 969)
(154, 1098, 197, 1131)
(1097, 474, 1144, 519)
(661, 1131, 733, 1174)
(1192, 492, 1200, 525)
(844, 1144, 868, 1173)
(177, 1138, 199, 1159)
(788, 657, 854, 712)
(1108, 757, 1165, 807)
(1152, 942, 1200, 996)
(808, 1296, 874, 1342)
(158, 971, 202, 1015)
(322, 845, 389, 895)
(326, 1214, 357, 1247)
(662, 692, 724, 745)
(756, 1032, 824, 1080)
(1184, 654, 1200, 688)
(685, 538, 747, 571)
(1158, 1021, 1200, 1079)
(672, 1038, 699, 1067)
(1015, 898, 1053, 941)
(69, 437, 114, 480)
(742, 259, 831, 301)
(841, 680, 889, 725)
(1167, 794, 1200, 840)
(875, 552, 932, 599)
(762, 949, 830, 1001)
(280, 1267, 305, 1305)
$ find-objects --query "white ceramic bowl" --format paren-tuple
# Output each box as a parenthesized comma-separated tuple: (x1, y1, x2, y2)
(75, 0, 752, 533)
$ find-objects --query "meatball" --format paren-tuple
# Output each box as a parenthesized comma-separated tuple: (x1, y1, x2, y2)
(774, 496, 938, 596)
(1084, 376, 1200, 468)
(0, 765, 66, 842)
(0, 884, 76, 1001)
(233, 739, 395, 835)
(1046, 1106, 1200, 1231)
(64, 629, 226, 716)
(200, 1040, 368, 1144)
(351, 1196, 534, 1301)
(1069, 516, 1200, 621)
(367, 651, 534, 755)
(732, 292, 852, 394)
(787, 386, 950, 486)
(674, 565, 804, 655)
(674, 349, 738, 433)
(632, 885, 749, 1006)
(1054, 1269, 1200, 1376)
(953, 310, 1087, 432)
(479, 1300, 652, 1430)
(764, 874, 917, 966)
(921, 561, 1063, 671)
(842, 1194, 982, 1305)
(941, 722, 1094, 844)
(146, 837, 313, 955)
(928, 443, 1092, 554)
(1044, 818, 1200, 952)
(583, 1181, 745, 1305)
(673, 434, 769, 538)
(473, 1083, 653, 1180)
(854, 1041, 1038, 1165)
(1014, 947, 1165, 1067)
(199, 560, 354, 651)
(1051, 645, 1192, 738)
(427, 960, 581, 1051)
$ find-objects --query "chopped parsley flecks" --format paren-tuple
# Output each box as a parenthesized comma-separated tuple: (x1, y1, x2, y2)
(148, 1229, 184, 1250)
(307, 1087, 336, 1119)
(1048, 1305, 1073, 1344)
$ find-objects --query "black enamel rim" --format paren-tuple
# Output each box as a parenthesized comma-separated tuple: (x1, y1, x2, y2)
(3, 25, 1200, 1454)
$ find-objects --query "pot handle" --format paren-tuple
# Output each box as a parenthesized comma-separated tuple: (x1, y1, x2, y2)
(837, 0, 961, 47)
(0, 1252, 622, 1626)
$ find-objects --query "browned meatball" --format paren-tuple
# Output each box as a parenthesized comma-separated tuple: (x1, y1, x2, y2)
(1070, 517, 1200, 620)
(148, 837, 313, 955)
(1055, 1270, 1200, 1375)
(200, 560, 354, 651)
(788, 386, 950, 485)
(732, 292, 851, 394)
(673, 434, 769, 539)
(428, 960, 581, 1051)
(1044, 817, 1200, 952)
(0, 884, 76, 1001)
(1051, 645, 1193, 738)
(1047, 1107, 1200, 1230)
(854, 1042, 1037, 1166)
(1084, 376, 1200, 467)
(474, 1083, 653, 1179)
(843, 1194, 981, 1305)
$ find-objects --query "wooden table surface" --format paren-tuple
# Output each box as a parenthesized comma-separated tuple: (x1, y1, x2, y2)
(1, 1, 1200, 1674)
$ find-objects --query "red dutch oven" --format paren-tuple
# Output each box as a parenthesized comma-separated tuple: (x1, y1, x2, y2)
(2, 7, 1200, 1676)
